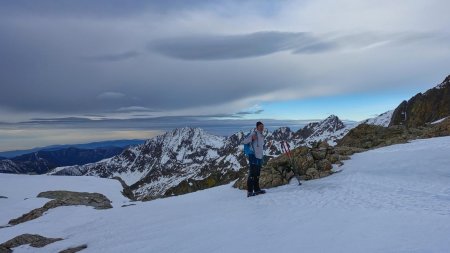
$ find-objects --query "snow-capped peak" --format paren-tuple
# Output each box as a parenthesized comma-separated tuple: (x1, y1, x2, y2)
(144, 127, 225, 151)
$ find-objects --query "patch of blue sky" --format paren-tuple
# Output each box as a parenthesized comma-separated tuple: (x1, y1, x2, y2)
(251, 89, 418, 121)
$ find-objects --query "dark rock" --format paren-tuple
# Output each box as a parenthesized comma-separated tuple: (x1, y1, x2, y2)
(121, 203, 137, 207)
(319, 170, 333, 178)
(0, 245, 11, 253)
(311, 150, 326, 160)
(112, 177, 136, 201)
(338, 118, 450, 150)
(0, 234, 62, 252)
(37, 191, 113, 210)
(59, 244, 88, 253)
(390, 75, 450, 127)
(317, 159, 332, 171)
(0, 196, 7, 199)
(334, 146, 366, 156)
(328, 154, 340, 164)
(305, 167, 320, 180)
(162, 171, 240, 199)
(337, 124, 409, 149)
(9, 191, 112, 226)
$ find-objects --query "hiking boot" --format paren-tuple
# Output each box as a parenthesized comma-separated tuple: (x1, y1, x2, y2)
(247, 192, 256, 197)
(255, 189, 266, 195)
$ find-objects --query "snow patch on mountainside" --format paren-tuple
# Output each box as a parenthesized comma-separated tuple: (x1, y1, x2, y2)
(361, 110, 394, 127)
(431, 116, 448, 124)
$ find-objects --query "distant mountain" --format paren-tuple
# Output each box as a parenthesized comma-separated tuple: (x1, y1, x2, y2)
(50, 128, 243, 200)
(339, 75, 450, 150)
(0, 139, 145, 158)
(0, 146, 124, 174)
(390, 75, 450, 127)
(296, 115, 355, 145)
(50, 115, 356, 200)
(361, 110, 394, 127)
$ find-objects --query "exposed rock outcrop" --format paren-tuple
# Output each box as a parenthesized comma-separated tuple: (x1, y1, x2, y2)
(59, 244, 88, 253)
(390, 75, 450, 127)
(0, 234, 63, 253)
(338, 118, 450, 150)
(8, 191, 112, 226)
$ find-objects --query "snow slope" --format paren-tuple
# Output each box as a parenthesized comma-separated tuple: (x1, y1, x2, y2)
(361, 110, 394, 127)
(2, 136, 450, 252)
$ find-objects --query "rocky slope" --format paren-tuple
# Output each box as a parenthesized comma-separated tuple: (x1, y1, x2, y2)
(390, 75, 450, 127)
(338, 117, 450, 150)
(340, 74, 450, 150)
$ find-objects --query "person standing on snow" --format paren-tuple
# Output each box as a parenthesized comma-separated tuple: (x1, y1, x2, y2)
(242, 121, 270, 197)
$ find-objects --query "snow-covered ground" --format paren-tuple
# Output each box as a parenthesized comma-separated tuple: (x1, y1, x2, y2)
(1, 136, 450, 253)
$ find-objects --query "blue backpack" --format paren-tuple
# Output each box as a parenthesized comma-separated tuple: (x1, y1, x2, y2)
(243, 132, 256, 156)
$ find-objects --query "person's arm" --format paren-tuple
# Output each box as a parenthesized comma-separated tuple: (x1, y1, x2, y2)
(242, 131, 257, 144)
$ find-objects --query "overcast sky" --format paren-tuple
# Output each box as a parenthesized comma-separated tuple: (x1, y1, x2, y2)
(1, 0, 449, 151)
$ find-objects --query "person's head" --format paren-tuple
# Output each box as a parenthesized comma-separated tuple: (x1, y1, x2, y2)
(256, 121, 264, 132)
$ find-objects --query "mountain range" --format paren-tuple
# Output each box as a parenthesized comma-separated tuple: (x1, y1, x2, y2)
(0, 139, 145, 158)
(0, 147, 126, 174)
(4, 74, 450, 201)
(49, 114, 375, 200)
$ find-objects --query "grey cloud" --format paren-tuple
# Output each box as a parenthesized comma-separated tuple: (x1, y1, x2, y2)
(149, 31, 449, 60)
(0, 0, 278, 18)
(116, 106, 159, 113)
(1, 0, 449, 120)
(83, 51, 139, 62)
(292, 41, 337, 54)
(10, 115, 317, 136)
(25, 117, 94, 124)
(97, 92, 126, 100)
(83, 114, 107, 118)
(148, 32, 325, 60)
(236, 109, 264, 115)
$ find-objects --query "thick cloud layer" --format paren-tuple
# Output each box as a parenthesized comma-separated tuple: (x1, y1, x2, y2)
(0, 0, 449, 123)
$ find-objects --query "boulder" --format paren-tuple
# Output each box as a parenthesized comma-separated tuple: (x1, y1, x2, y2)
(305, 167, 320, 180)
(0, 234, 62, 253)
(9, 191, 112, 226)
